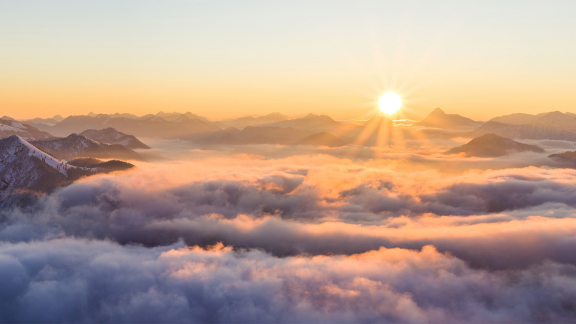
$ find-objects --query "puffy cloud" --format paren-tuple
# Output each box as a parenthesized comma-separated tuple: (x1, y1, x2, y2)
(3, 151, 576, 322)
(3, 159, 576, 270)
(1, 239, 576, 323)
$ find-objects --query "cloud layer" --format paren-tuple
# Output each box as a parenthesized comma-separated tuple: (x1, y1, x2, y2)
(1, 239, 576, 324)
(3, 151, 576, 322)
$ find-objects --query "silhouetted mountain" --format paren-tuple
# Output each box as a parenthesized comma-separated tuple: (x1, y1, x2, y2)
(218, 113, 290, 128)
(67, 157, 134, 173)
(548, 151, 576, 164)
(80, 128, 150, 149)
(295, 132, 347, 147)
(46, 115, 219, 139)
(0, 118, 55, 140)
(0, 136, 132, 208)
(31, 134, 144, 161)
(445, 133, 544, 157)
(417, 108, 480, 129)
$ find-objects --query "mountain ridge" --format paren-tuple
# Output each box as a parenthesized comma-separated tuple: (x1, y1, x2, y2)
(446, 133, 545, 157)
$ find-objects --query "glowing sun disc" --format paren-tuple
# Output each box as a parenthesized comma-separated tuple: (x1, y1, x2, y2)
(378, 92, 403, 115)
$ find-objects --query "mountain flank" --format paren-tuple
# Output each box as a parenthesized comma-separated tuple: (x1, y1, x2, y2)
(0, 135, 134, 208)
(31, 134, 144, 161)
(80, 128, 150, 149)
(417, 108, 480, 129)
(445, 133, 544, 157)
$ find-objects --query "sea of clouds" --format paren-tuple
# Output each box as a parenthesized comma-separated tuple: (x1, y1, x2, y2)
(2, 145, 576, 323)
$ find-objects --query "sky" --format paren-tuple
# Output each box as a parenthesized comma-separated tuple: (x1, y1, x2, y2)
(1, 0, 576, 120)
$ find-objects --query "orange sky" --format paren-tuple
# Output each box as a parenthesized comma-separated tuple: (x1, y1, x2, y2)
(1, 1, 576, 120)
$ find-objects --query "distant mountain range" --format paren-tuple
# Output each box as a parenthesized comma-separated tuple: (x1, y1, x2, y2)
(14, 108, 576, 147)
(0, 135, 134, 208)
(20, 114, 64, 126)
(80, 128, 151, 149)
(31, 134, 144, 161)
(416, 108, 481, 129)
(465, 111, 576, 141)
(489, 111, 576, 126)
(35, 114, 219, 139)
(446, 133, 545, 157)
(215, 113, 289, 129)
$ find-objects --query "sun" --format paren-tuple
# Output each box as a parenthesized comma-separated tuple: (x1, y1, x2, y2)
(378, 92, 403, 115)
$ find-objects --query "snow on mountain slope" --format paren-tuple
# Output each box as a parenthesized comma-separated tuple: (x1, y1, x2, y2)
(0, 118, 55, 140)
(0, 136, 69, 208)
(17, 135, 70, 176)
(0, 136, 129, 209)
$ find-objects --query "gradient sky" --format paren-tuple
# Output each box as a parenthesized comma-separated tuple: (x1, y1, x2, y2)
(1, 0, 576, 120)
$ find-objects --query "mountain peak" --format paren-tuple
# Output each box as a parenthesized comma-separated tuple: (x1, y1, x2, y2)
(418, 108, 477, 129)
(430, 108, 446, 115)
(303, 113, 335, 121)
(446, 133, 544, 157)
(3, 134, 24, 144)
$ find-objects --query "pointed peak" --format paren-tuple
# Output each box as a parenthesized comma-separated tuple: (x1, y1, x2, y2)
(430, 108, 446, 115)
